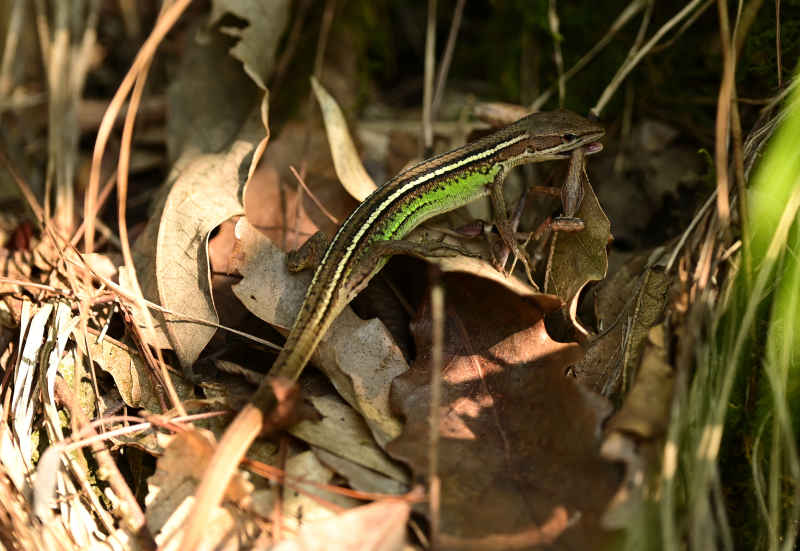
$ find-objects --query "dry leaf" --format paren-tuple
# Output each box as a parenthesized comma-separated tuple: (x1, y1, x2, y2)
(210, 0, 291, 91)
(142, 141, 249, 369)
(605, 324, 675, 439)
(166, 23, 261, 161)
(388, 273, 621, 549)
(243, 118, 356, 240)
(269, 451, 361, 534)
(312, 447, 409, 496)
(574, 261, 671, 398)
(272, 499, 410, 551)
(86, 335, 194, 413)
(146, 428, 258, 551)
(429, 255, 562, 311)
(601, 325, 676, 531)
(289, 394, 409, 484)
(242, 165, 320, 252)
(133, 18, 277, 370)
(545, 177, 611, 309)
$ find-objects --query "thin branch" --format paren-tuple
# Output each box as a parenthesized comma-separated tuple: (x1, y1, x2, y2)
(422, 0, 437, 154)
(431, 0, 466, 119)
(428, 266, 444, 549)
(289, 165, 338, 224)
(548, 0, 566, 107)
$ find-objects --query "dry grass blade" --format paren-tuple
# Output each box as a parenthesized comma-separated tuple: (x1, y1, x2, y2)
(84, 0, 192, 255)
(0, 0, 25, 98)
(311, 76, 376, 202)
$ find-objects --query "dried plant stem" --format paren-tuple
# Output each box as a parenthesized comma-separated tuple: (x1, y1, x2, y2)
(548, 0, 566, 106)
(290, 165, 338, 224)
(428, 266, 444, 549)
(46, 2, 76, 233)
(651, 0, 713, 54)
(84, 0, 192, 254)
(431, 0, 465, 119)
(0, 0, 25, 98)
(422, 0, 437, 154)
(118, 0, 142, 38)
(32, 0, 50, 72)
(776, 0, 782, 87)
(69, 174, 116, 247)
(118, 58, 186, 416)
(714, 0, 735, 230)
(0, 149, 45, 223)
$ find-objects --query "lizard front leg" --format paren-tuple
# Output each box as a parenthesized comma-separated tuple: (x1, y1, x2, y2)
(287, 230, 329, 272)
(490, 168, 537, 286)
(552, 145, 587, 232)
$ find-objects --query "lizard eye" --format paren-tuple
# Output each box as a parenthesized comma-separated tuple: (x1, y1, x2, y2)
(562, 133, 578, 142)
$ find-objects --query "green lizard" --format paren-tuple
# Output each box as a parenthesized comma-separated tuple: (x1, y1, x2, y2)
(183, 110, 603, 548)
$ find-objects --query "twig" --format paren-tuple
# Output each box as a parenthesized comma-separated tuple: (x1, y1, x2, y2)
(296, 0, 336, 244)
(631, 0, 654, 51)
(548, 0, 566, 107)
(69, 174, 116, 247)
(46, 2, 74, 232)
(119, 55, 187, 416)
(428, 265, 444, 549)
(0, 278, 71, 295)
(650, 0, 713, 54)
(422, 0, 437, 154)
(730, 0, 766, 283)
(57, 256, 282, 350)
(431, 0, 465, 119)
(0, 149, 45, 224)
(272, 437, 289, 543)
(289, 165, 338, 224)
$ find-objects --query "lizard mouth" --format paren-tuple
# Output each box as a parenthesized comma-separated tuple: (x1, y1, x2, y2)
(584, 141, 604, 155)
(555, 140, 604, 158)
